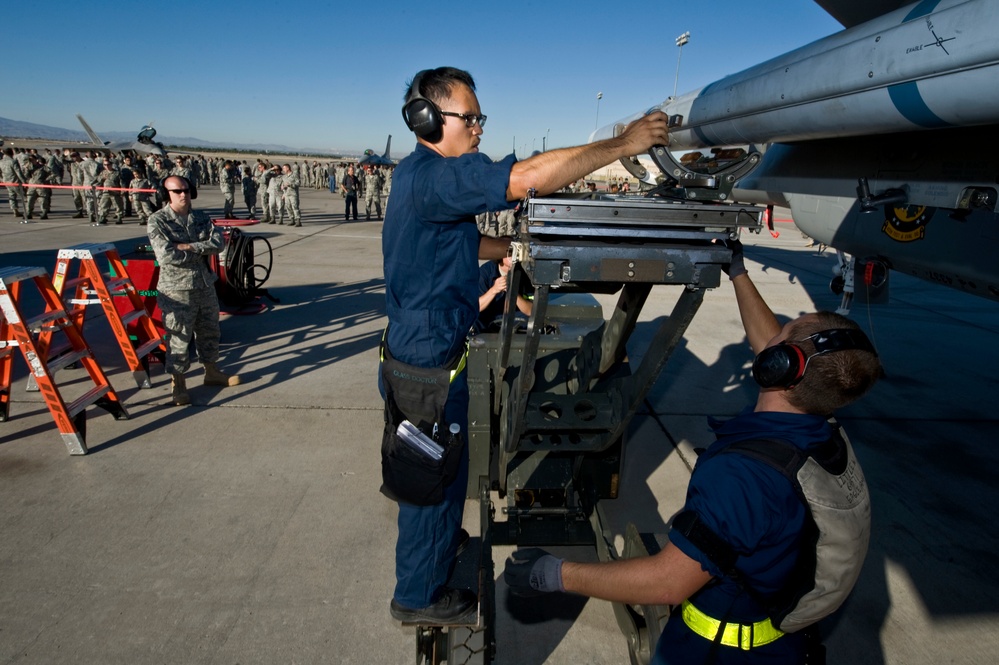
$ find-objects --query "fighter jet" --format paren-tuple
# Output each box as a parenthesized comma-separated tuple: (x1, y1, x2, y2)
(596, 0, 999, 307)
(2, 115, 173, 157)
(74, 114, 169, 157)
(358, 135, 394, 166)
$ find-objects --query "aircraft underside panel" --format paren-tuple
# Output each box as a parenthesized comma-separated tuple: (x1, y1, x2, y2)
(736, 128, 999, 303)
(790, 195, 999, 302)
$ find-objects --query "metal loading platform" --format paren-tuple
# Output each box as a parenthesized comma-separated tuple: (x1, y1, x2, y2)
(415, 193, 763, 665)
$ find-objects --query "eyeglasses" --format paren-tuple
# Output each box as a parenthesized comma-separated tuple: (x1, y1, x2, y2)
(440, 111, 487, 128)
(167, 188, 189, 195)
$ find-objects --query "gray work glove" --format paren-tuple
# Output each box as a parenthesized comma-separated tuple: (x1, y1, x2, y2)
(504, 548, 565, 597)
(721, 239, 747, 280)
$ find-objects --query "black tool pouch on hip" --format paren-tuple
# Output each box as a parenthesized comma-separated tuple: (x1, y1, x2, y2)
(379, 338, 464, 506)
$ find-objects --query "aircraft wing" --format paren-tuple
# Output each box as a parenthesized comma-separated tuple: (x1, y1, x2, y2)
(595, 0, 999, 305)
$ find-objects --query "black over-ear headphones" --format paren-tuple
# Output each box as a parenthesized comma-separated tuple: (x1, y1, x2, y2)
(162, 175, 198, 201)
(752, 328, 876, 389)
(402, 70, 444, 144)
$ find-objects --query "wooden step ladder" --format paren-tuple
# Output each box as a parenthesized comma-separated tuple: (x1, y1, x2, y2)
(33, 243, 163, 391)
(0, 266, 129, 455)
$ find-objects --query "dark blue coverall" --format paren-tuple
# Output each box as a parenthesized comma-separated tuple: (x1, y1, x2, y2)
(658, 409, 831, 664)
(381, 142, 516, 609)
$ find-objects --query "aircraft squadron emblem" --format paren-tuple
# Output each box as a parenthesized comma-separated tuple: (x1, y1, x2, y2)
(882, 204, 934, 242)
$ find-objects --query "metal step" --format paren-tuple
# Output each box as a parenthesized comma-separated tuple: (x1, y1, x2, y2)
(66, 384, 110, 419)
(24, 310, 68, 333)
(133, 338, 161, 360)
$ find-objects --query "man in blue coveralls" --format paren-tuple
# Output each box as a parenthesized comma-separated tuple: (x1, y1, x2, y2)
(504, 244, 883, 663)
(382, 66, 670, 624)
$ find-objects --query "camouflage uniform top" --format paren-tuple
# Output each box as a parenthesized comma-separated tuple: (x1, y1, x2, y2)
(363, 170, 384, 194)
(255, 168, 272, 192)
(219, 167, 236, 192)
(26, 161, 50, 185)
(266, 171, 282, 197)
(281, 172, 300, 193)
(80, 158, 101, 187)
(95, 167, 122, 190)
(130, 177, 153, 202)
(146, 206, 223, 291)
(171, 166, 194, 184)
(152, 167, 171, 187)
(45, 154, 64, 183)
(0, 155, 25, 184)
(70, 161, 85, 186)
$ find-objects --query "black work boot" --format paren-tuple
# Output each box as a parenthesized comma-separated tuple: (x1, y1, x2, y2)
(389, 587, 477, 625)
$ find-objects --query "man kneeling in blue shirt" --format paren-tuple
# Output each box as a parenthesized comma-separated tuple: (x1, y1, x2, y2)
(504, 242, 883, 664)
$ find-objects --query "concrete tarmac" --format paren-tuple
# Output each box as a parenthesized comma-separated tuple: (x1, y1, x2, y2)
(1, 184, 997, 664)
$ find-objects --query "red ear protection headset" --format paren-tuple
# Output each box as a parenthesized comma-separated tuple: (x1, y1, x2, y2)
(752, 328, 876, 389)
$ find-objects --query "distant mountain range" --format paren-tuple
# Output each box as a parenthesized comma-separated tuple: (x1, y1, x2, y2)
(0, 117, 357, 157)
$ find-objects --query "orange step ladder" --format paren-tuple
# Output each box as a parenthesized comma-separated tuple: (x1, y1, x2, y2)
(0, 265, 129, 455)
(32, 243, 163, 391)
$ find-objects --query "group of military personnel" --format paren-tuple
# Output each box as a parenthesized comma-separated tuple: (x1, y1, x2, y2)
(0, 145, 395, 228)
(1, 146, 65, 221)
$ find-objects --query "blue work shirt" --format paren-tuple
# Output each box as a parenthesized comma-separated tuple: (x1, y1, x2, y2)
(383, 143, 516, 367)
(657, 408, 832, 665)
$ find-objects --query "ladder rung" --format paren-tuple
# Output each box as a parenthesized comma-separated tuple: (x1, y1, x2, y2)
(66, 384, 110, 419)
(105, 276, 130, 292)
(61, 276, 91, 292)
(48, 348, 90, 373)
(133, 338, 162, 359)
(120, 309, 145, 326)
(25, 310, 68, 332)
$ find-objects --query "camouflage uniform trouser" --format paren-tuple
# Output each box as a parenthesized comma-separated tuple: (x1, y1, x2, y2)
(222, 189, 235, 217)
(26, 186, 51, 215)
(364, 191, 381, 219)
(260, 190, 270, 222)
(5, 185, 22, 214)
(97, 192, 124, 222)
(158, 286, 221, 375)
(268, 194, 284, 223)
(133, 198, 156, 224)
(284, 193, 300, 224)
(72, 186, 86, 214)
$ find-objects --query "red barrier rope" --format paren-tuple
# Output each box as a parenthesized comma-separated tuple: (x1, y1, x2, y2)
(0, 182, 157, 193)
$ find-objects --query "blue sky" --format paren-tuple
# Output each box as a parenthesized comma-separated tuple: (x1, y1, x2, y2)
(3, 1, 843, 157)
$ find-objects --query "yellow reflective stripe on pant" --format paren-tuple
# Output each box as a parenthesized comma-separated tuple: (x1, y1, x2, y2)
(681, 600, 784, 650)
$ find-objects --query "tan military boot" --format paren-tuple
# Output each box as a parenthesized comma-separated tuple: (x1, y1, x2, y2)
(171, 374, 190, 406)
(204, 363, 240, 387)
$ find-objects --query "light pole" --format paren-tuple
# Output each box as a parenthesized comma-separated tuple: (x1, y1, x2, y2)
(595, 92, 603, 131)
(673, 31, 690, 99)
(543, 128, 550, 152)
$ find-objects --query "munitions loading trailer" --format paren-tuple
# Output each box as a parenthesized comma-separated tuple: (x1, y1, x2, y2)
(414, 191, 763, 665)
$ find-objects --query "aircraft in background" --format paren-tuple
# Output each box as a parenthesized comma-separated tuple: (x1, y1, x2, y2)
(2, 115, 198, 158)
(595, 0, 999, 308)
(358, 135, 394, 166)
(73, 114, 169, 157)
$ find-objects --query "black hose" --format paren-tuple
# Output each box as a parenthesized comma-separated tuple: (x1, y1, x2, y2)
(218, 227, 279, 306)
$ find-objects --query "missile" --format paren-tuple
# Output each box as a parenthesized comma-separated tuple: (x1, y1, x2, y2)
(593, 0, 999, 151)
